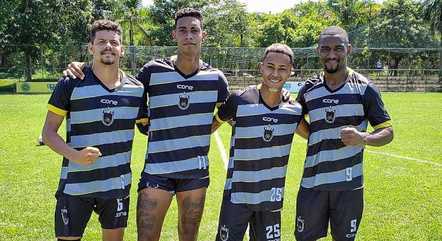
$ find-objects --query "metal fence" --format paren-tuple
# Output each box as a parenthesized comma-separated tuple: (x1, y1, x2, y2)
(0, 46, 440, 92)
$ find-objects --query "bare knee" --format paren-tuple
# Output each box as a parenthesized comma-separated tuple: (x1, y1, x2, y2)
(137, 188, 172, 241)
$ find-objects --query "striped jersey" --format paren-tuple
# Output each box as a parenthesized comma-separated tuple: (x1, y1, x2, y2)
(48, 67, 146, 198)
(216, 85, 303, 211)
(136, 58, 229, 179)
(296, 68, 392, 191)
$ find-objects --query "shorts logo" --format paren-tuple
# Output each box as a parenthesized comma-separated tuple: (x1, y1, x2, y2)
(263, 124, 274, 142)
(325, 106, 336, 123)
(296, 216, 304, 233)
(102, 108, 114, 126)
(220, 225, 229, 241)
(61, 208, 69, 225)
(178, 93, 190, 110)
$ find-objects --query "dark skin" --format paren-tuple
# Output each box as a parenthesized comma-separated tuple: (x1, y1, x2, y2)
(317, 34, 394, 146)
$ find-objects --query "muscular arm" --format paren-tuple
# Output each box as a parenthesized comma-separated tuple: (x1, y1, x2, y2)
(341, 126, 394, 147)
(42, 112, 101, 165)
(295, 118, 309, 140)
(362, 126, 394, 146)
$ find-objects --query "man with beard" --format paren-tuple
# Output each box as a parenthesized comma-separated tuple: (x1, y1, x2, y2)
(63, 9, 229, 241)
(294, 26, 394, 241)
(42, 20, 147, 241)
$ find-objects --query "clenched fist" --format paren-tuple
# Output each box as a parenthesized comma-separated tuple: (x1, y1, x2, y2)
(340, 126, 368, 146)
(71, 146, 102, 165)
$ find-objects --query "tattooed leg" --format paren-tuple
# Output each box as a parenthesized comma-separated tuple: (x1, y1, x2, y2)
(176, 188, 207, 241)
(137, 188, 173, 241)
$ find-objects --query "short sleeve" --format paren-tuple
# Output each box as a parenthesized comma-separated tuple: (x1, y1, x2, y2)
(217, 72, 230, 104)
(135, 62, 153, 91)
(362, 83, 392, 130)
(296, 83, 308, 116)
(215, 91, 238, 123)
(47, 77, 75, 116)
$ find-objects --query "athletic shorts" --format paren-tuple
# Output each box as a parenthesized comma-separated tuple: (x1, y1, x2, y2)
(54, 194, 129, 238)
(137, 172, 209, 194)
(216, 197, 281, 241)
(294, 188, 363, 241)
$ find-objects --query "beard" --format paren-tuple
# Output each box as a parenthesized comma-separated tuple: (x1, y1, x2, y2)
(100, 58, 115, 65)
(323, 59, 342, 73)
(100, 51, 116, 65)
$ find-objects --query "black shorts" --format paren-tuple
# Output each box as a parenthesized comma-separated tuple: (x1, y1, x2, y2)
(216, 197, 281, 241)
(54, 194, 129, 238)
(138, 172, 209, 194)
(294, 188, 363, 241)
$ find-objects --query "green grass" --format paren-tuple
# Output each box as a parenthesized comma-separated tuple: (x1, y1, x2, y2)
(0, 93, 441, 241)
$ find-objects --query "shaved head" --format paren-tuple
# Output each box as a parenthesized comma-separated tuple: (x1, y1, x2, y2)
(319, 26, 349, 44)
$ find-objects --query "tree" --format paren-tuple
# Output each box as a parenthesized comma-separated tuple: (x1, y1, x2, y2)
(370, 0, 436, 75)
(148, 0, 216, 46)
(421, 0, 441, 75)
(204, 0, 250, 47)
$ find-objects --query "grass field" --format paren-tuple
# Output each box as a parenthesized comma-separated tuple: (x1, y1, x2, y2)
(0, 93, 441, 241)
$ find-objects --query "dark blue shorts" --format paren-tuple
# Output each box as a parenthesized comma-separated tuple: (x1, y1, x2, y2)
(216, 196, 281, 241)
(138, 172, 209, 194)
(54, 194, 129, 238)
(295, 188, 364, 241)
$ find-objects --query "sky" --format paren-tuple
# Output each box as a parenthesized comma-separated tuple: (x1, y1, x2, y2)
(141, 0, 303, 13)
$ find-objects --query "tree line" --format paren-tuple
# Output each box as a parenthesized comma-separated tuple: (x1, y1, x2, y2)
(0, 0, 440, 81)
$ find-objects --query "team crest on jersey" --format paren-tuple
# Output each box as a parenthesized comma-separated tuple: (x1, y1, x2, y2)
(178, 93, 190, 110)
(220, 225, 229, 241)
(325, 106, 336, 124)
(263, 124, 274, 142)
(61, 208, 69, 225)
(102, 108, 115, 126)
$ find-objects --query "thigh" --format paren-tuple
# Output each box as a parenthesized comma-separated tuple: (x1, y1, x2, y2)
(137, 187, 173, 241)
(95, 196, 130, 230)
(294, 188, 329, 241)
(330, 189, 364, 241)
(55, 194, 93, 239)
(216, 198, 251, 241)
(176, 186, 207, 241)
(250, 210, 281, 241)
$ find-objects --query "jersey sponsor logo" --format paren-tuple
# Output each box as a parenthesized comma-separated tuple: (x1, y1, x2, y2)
(263, 124, 274, 142)
(263, 116, 278, 124)
(220, 225, 229, 241)
(178, 93, 190, 110)
(177, 84, 194, 91)
(100, 98, 118, 106)
(322, 98, 339, 104)
(296, 216, 304, 233)
(102, 108, 115, 126)
(325, 106, 336, 123)
(61, 208, 69, 225)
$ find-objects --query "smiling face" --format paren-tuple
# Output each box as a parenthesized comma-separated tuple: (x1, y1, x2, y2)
(172, 16, 206, 56)
(260, 51, 293, 93)
(89, 30, 123, 66)
(317, 34, 351, 74)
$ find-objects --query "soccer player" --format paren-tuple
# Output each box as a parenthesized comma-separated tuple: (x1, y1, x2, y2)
(212, 43, 307, 241)
(294, 26, 394, 241)
(63, 8, 229, 241)
(42, 20, 147, 241)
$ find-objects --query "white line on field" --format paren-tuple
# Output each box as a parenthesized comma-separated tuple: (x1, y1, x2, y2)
(297, 138, 441, 167)
(214, 131, 229, 169)
(214, 131, 250, 234)
(366, 150, 442, 167)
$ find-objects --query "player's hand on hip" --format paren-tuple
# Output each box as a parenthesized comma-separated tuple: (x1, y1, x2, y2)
(72, 147, 102, 165)
(62, 62, 86, 80)
(340, 126, 367, 146)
